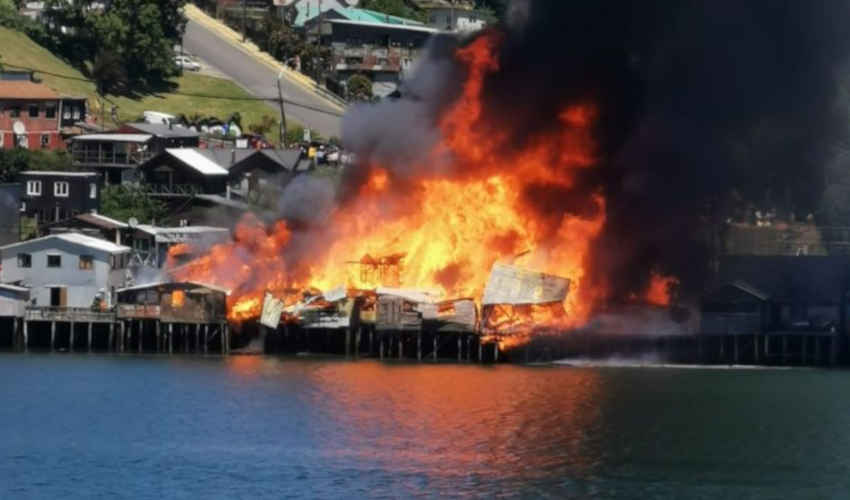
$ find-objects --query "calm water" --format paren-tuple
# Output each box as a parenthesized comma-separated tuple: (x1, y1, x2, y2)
(2, 355, 850, 499)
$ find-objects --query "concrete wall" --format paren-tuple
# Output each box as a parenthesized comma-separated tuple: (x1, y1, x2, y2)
(1, 238, 128, 307)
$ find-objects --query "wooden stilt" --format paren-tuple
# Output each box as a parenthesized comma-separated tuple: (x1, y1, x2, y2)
(12, 318, 18, 352)
(494, 342, 499, 362)
(433, 334, 438, 362)
(753, 334, 759, 364)
(719, 335, 725, 363)
(466, 335, 471, 361)
(87, 322, 92, 352)
(50, 321, 56, 352)
(379, 335, 385, 360)
(203, 324, 208, 354)
(69, 321, 75, 352)
(830, 335, 838, 366)
(345, 327, 351, 358)
(109, 322, 115, 352)
(194, 325, 200, 354)
(369, 328, 374, 355)
(23, 320, 28, 353)
(478, 339, 483, 362)
(815, 335, 822, 365)
(223, 323, 229, 355)
(168, 323, 173, 354)
(184, 325, 189, 354)
(155, 321, 161, 353)
(417, 331, 422, 361)
(457, 336, 462, 362)
(733, 334, 739, 365)
(764, 334, 769, 359)
(782, 335, 788, 363)
(398, 335, 403, 360)
(355, 327, 361, 358)
(802, 334, 808, 365)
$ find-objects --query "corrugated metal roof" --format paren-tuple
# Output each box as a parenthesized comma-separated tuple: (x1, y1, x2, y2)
(0, 81, 59, 99)
(166, 148, 229, 175)
(20, 171, 98, 177)
(71, 133, 153, 143)
(75, 212, 129, 229)
(0, 232, 130, 254)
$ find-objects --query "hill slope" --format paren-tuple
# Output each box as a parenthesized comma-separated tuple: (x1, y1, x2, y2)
(0, 26, 290, 135)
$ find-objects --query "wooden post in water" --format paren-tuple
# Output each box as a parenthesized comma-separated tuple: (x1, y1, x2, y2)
(368, 328, 374, 356)
(466, 335, 471, 361)
(801, 334, 808, 365)
(815, 335, 822, 365)
(87, 322, 92, 352)
(764, 334, 769, 359)
(478, 338, 483, 362)
(398, 335, 403, 360)
(733, 334, 739, 365)
(494, 342, 499, 362)
(753, 334, 759, 364)
(417, 331, 422, 361)
(108, 322, 114, 352)
(345, 327, 351, 358)
(155, 321, 161, 353)
(830, 334, 838, 366)
(457, 336, 462, 362)
(69, 321, 75, 352)
(203, 324, 209, 354)
(22, 320, 28, 353)
(50, 321, 56, 352)
(433, 334, 438, 362)
(379, 335, 384, 360)
(782, 335, 788, 364)
(194, 325, 200, 354)
(12, 318, 18, 352)
(137, 320, 142, 353)
(355, 327, 361, 358)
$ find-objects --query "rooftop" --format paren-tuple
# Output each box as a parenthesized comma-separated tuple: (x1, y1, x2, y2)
(71, 133, 153, 143)
(125, 122, 199, 139)
(0, 81, 59, 100)
(0, 232, 131, 254)
(75, 212, 129, 230)
(295, 1, 425, 27)
(117, 280, 231, 295)
(19, 171, 99, 177)
(165, 148, 229, 176)
(327, 18, 438, 33)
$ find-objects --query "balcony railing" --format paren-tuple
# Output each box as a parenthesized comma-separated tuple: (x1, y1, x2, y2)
(140, 184, 200, 196)
(71, 149, 154, 167)
(26, 306, 116, 322)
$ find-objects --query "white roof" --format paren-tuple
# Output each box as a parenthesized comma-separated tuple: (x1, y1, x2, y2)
(72, 133, 153, 143)
(0, 232, 131, 254)
(166, 148, 229, 175)
(0, 283, 29, 293)
(83, 212, 129, 228)
(20, 171, 98, 177)
(328, 18, 439, 33)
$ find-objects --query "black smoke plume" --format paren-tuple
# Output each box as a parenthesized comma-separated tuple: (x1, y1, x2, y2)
(341, 0, 850, 302)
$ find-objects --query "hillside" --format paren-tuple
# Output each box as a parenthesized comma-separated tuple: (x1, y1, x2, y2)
(0, 26, 290, 136)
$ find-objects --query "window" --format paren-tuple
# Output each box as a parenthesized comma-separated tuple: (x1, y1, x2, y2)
(28, 105, 39, 118)
(72, 106, 80, 120)
(47, 255, 61, 268)
(9, 106, 20, 118)
(19, 201, 25, 212)
(54, 181, 69, 197)
(41, 134, 49, 149)
(89, 182, 97, 199)
(45, 106, 56, 119)
(17, 253, 31, 268)
(79, 255, 93, 270)
(26, 180, 41, 196)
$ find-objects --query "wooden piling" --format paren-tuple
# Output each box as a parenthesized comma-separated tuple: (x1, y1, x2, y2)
(398, 335, 403, 360)
(494, 342, 499, 362)
(379, 335, 385, 360)
(457, 336, 462, 362)
(802, 335, 808, 365)
(782, 335, 788, 363)
(417, 331, 422, 361)
(753, 334, 759, 364)
(733, 334, 739, 365)
(478, 339, 483, 362)
(137, 320, 142, 353)
(87, 322, 92, 352)
(12, 318, 18, 352)
(108, 322, 114, 352)
(355, 327, 361, 358)
(50, 321, 56, 352)
(203, 324, 208, 354)
(155, 321, 161, 353)
(22, 320, 28, 353)
(369, 328, 374, 356)
(815, 335, 822, 365)
(69, 321, 75, 352)
(466, 335, 471, 362)
(433, 334, 438, 362)
(830, 335, 838, 366)
(345, 327, 351, 358)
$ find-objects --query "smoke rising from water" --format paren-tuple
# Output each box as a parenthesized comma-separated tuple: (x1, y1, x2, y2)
(339, 0, 850, 302)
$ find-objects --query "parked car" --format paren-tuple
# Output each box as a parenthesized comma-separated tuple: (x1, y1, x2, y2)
(174, 55, 201, 71)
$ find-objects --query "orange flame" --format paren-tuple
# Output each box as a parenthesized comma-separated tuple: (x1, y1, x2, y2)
(644, 272, 680, 307)
(167, 33, 608, 340)
(171, 289, 185, 308)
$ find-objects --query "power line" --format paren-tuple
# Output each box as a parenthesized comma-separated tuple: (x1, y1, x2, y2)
(4, 63, 345, 117)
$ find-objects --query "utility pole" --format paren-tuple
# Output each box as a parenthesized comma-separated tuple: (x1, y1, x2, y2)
(277, 71, 288, 147)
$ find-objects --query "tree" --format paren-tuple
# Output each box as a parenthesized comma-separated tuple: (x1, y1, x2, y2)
(100, 185, 167, 223)
(347, 74, 373, 102)
(359, 0, 427, 23)
(248, 115, 279, 137)
(0, 150, 74, 183)
(91, 50, 128, 96)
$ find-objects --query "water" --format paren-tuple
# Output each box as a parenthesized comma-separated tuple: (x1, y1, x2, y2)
(2, 354, 850, 499)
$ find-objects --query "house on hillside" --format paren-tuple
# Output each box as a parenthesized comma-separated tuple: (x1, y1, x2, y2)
(138, 148, 229, 196)
(46, 211, 131, 246)
(0, 232, 131, 307)
(118, 123, 200, 149)
(225, 149, 300, 200)
(70, 133, 156, 184)
(411, 0, 487, 33)
(18, 171, 102, 228)
(0, 183, 22, 245)
(0, 81, 64, 151)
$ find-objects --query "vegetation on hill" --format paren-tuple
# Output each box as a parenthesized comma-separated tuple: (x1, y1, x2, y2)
(0, 26, 294, 141)
(100, 186, 168, 224)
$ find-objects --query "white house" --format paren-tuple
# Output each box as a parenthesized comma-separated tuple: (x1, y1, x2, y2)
(0, 232, 131, 307)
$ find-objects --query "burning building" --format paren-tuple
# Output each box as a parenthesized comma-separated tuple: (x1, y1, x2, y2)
(166, 1, 850, 357)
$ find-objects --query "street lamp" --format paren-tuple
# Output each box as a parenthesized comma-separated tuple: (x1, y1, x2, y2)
(277, 70, 288, 148)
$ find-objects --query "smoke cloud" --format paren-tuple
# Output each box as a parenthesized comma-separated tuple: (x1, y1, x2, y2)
(340, 0, 850, 302)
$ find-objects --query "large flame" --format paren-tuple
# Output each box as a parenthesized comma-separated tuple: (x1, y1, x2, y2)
(168, 34, 609, 332)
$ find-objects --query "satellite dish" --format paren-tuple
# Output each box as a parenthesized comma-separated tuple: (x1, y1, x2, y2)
(128, 217, 139, 229)
(12, 121, 26, 135)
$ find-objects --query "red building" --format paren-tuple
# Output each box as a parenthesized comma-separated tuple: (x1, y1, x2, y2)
(0, 81, 64, 151)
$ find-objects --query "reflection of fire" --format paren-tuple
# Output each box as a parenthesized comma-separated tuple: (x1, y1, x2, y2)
(645, 272, 679, 307)
(171, 290, 185, 308)
(167, 34, 608, 339)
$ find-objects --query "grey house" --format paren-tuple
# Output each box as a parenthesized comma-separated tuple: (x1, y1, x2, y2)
(0, 232, 131, 308)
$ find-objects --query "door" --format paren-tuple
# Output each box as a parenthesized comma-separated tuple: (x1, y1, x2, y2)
(50, 287, 67, 307)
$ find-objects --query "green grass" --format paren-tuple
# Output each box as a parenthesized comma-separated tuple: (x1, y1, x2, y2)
(0, 26, 294, 140)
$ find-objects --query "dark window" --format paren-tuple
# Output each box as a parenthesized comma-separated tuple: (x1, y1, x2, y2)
(17, 253, 31, 268)
(41, 134, 49, 148)
(45, 106, 56, 118)
(47, 255, 61, 268)
(28, 105, 39, 118)
(9, 106, 20, 117)
(79, 255, 93, 270)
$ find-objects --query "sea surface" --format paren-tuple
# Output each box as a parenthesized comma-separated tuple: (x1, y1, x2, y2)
(2, 354, 850, 499)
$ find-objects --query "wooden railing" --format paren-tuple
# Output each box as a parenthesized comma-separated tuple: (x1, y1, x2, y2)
(25, 306, 116, 322)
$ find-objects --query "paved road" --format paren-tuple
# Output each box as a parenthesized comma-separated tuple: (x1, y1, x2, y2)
(183, 19, 343, 139)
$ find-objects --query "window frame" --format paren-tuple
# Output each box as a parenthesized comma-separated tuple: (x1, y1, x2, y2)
(26, 180, 41, 196)
(47, 254, 61, 268)
(28, 105, 39, 118)
(45, 106, 56, 119)
(54, 181, 69, 197)
(9, 106, 20, 118)
(79, 254, 94, 270)
(17, 253, 31, 268)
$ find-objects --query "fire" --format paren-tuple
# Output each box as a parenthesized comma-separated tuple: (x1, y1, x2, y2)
(171, 290, 185, 308)
(167, 33, 608, 339)
(644, 272, 680, 307)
